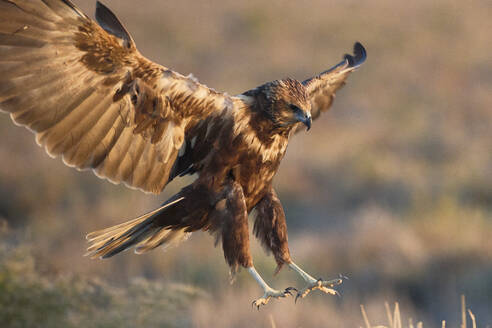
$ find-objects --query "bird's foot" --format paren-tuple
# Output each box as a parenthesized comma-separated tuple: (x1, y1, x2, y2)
(295, 277, 343, 303)
(252, 287, 296, 309)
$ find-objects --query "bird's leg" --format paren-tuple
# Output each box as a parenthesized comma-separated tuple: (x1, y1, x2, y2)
(248, 266, 295, 309)
(288, 262, 344, 302)
(211, 181, 293, 309)
(252, 188, 342, 302)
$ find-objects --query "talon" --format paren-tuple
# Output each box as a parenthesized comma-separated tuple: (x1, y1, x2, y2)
(295, 277, 344, 301)
(339, 273, 349, 280)
(284, 287, 297, 296)
(251, 287, 293, 309)
(252, 297, 270, 310)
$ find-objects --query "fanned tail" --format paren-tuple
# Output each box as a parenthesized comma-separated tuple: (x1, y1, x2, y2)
(85, 197, 189, 259)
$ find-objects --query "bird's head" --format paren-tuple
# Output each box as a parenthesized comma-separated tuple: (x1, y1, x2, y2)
(260, 78, 312, 131)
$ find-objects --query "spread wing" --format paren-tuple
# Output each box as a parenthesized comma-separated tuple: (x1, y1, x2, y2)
(296, 42, 366, 133)
(0, 0, 237, 193)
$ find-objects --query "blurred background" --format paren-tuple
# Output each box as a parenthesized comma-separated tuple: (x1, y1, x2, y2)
(1, 0, 491, 327)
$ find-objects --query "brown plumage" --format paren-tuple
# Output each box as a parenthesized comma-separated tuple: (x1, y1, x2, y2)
(0, 0, 366, 306)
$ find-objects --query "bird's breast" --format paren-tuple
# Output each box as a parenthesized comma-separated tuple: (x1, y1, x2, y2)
(233, 132, 289, 210)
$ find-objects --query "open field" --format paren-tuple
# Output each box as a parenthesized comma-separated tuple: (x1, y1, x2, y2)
(0, 0, 491, 327)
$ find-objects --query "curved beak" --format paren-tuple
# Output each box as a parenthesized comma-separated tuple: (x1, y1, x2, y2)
(296, 111, 312, 131)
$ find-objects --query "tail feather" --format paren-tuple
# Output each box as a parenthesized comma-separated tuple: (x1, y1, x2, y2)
(96, 224, 154, 259)
(134, 229, 190, 254)
(85, 197, 185, 259)
(86, 202, 170, 243)
(86, 215, 145, 243)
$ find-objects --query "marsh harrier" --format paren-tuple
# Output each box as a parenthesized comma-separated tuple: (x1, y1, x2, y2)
(0, 0, 366, 307)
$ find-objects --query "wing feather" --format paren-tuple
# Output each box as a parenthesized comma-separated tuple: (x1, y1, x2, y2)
(0, 0, 240, 193)
(88, 107, 127, 168)
(297, 42, 366, 133)
(37, 87, 107, 156)
(62, 93, 118, 167)
(0, 51, 78, 79)
(3, 0, 60, 23)
(95, 125, 134, 182)
(0, 2, 59, 32)
(120, 136, 146, 184)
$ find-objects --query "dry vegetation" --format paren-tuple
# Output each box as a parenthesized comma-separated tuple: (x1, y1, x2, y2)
(0, 0, 491, 327)
(360, 296, 478, 328)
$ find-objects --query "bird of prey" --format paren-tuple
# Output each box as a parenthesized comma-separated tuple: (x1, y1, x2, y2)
(0, 0, 366, 307)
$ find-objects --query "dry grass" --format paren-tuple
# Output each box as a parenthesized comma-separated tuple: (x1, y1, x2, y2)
(1, 238, 483, 328)
(359, 296, 478, 328)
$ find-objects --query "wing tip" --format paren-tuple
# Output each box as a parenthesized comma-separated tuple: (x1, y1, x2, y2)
(344, 42, 367, 68)
(95, 1, 134, 48)
(95, 1, 106, 11)
(59, 0, 87, 18)
(95, 1, 108, 14)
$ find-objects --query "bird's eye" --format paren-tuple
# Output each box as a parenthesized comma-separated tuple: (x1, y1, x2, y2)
(289, 104, 301, 112)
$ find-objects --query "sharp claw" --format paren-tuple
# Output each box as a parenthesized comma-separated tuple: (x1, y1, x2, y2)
(339, 273, 349, 280)
(252, 299, 265, 310)
(251, 287, 294, 309)
(294, 277, 344, 301)
(284, 287, 297, 296)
